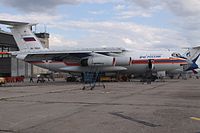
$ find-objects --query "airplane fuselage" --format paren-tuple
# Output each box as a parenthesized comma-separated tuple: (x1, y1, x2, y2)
(19, 49, 187, 74)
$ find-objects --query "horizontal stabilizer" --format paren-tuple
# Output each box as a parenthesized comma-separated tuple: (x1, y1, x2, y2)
(0, 20, 29, 26)
(192, 46, 200, 49)
(183, 46, 200, 50)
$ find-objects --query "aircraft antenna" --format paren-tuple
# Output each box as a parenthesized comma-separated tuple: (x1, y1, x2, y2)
(44, 24, 47, 33)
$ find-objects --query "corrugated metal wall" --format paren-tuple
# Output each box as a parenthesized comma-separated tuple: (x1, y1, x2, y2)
(0, 58, 11, 77)
(0, 32, 32, 77)
(11, 58, 32, 77)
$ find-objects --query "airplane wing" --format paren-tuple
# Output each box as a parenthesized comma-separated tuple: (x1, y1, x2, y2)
(16, 48, 129, 71)
(17, 48, 126, 63)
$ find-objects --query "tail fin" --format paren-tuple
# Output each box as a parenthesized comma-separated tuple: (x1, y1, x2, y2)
(192, 53, 200, 63)
(0, 20, 44, 51)
(183, 46, 200, 61)
(182, 47, 200, 71)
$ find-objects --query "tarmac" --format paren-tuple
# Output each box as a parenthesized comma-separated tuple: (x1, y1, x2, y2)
(0, 79, 200, 133)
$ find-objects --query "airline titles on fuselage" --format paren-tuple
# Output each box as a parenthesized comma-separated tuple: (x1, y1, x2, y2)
(139, 55, 162, 59)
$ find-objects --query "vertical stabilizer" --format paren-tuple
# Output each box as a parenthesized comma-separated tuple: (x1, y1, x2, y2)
(183, 46, 200, 61)
(0, 20, 44, 51)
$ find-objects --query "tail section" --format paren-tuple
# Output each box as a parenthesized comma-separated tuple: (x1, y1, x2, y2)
(192, 53, 200, 63)
(182, 47, 200, 71)
(183, 46, 200, 61)
(0, 20, 44, 51)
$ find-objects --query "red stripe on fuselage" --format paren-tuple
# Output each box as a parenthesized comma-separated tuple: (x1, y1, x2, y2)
(0, 52, 9, 54)
(64, 62, 80, 66)
(132, 58, 187, 64)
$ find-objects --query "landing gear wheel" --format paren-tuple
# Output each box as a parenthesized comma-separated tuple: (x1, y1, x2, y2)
(82, 87, 85, 90)
(90, 86, 94, 90)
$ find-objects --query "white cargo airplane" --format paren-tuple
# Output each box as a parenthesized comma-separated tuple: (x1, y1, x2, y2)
(0, 20, 199, 77)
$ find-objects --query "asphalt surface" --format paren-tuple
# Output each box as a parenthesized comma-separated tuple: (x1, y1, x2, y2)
(0, 79, 200, 133)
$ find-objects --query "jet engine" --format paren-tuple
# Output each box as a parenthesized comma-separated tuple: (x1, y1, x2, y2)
(114, 57, 132, 66)
(80, 56, 132, 67)
(81, 56, 115, 66)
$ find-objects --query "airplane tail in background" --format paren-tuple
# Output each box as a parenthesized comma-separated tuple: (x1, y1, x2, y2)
(183, 46, 200, 61)
(182, 46, 200, 72)
(0, 20, 44, 51)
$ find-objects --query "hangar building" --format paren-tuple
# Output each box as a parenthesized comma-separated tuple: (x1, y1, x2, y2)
(0, 29, 49, 77)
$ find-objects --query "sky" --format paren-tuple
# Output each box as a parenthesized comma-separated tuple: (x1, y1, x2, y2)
(0, 0, 200, 50)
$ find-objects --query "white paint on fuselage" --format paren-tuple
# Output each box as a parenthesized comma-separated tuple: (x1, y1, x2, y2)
(32, 49, 184, 74)
(126, 64, 181, 74)
(125, 49, 174, 59)
(35, 62, 66, 72)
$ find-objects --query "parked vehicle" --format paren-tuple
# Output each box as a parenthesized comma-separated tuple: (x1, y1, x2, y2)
(0, 77, 6, 86)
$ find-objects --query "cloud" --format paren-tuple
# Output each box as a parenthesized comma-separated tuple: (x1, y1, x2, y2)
(88, 10, 105, 15)
(1, 0, 68, 13)
(125, 0, 200, 17)
(49, 34, 78, 49)
(78, 0, 115, 3)
(115, 10, 152, 19)
(126, 0, 160, 9)
(1, 0, 115, 13)
(163, 0, 200, 45)
(123, 0, 200, 45)
(51, 20, 189, 49)
(122, 37, 135, 45)
(164, 0, 200, 17)
(0, 12, 190, 50)
(0, 0, 198, 49)
(114, 1, 162, 19)
(114, 4, 126, 10)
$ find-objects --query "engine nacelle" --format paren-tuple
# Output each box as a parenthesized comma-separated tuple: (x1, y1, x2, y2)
(81, 56, 132, 67)
(81, 56, 115, 66)
(16, 54, 27, 60)
(114, 57, 132, 66)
